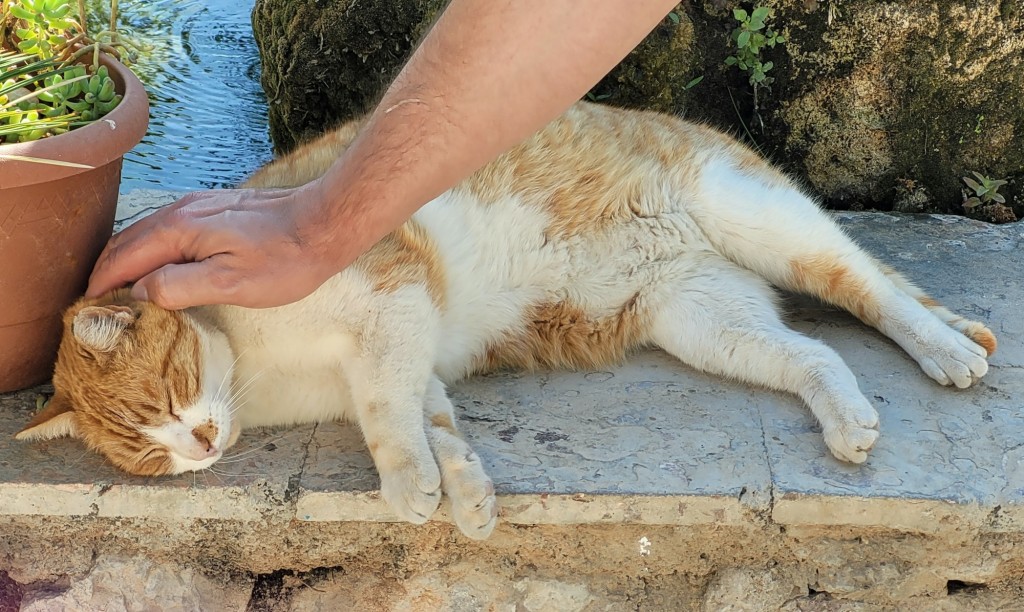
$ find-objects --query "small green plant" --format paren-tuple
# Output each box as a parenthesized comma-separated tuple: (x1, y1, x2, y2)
(725, 6, 786, 88)
(5, 0, 75, 57)
(962, 171, 1008, 211)
(0, 0, 141, 143)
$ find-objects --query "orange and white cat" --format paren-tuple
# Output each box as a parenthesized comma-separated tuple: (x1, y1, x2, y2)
(17, 102, 996, 540)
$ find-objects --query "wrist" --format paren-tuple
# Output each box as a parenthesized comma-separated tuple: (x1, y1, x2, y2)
(292, 170, 398, 273)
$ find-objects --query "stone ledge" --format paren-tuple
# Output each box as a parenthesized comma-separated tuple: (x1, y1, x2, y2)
(1, 192, 1022, 607)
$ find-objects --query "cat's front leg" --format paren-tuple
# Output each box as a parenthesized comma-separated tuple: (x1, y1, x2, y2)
(366, 409, 442, 524)
(423, 376, 498, 539)
(352, 315, 444, 524)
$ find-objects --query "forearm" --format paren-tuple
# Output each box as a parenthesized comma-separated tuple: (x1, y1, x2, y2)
(305, 0, 679, 262)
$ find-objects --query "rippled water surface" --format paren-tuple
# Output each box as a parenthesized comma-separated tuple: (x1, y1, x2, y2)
(110, 0, 272, 191)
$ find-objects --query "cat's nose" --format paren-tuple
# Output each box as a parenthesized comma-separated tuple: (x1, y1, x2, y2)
(185, 435, 219, 460)
(196, 444, 219, 458)
(191, 422, 219, 457)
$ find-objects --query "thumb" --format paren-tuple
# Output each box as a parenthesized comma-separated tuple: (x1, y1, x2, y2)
(132, 259, 239, 310)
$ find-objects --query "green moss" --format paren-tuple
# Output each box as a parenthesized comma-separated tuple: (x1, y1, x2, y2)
(251, 0, 1023, 220)
(252, 0, 447, 152)
(587, 9, 700, 114)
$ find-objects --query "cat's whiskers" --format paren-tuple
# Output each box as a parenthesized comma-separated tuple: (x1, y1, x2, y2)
(204, 465, 265, 479)
(199, 468, 227, 486)
(215, 346, 251, 404)
(227, 396, 255, 417)
(217, 432, 293, 463)
(215, 446, 277, 464)
(215, 368, 266, 425)
(226, 368, 266, 407)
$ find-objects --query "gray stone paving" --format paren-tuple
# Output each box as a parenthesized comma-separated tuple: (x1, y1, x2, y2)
(1, 192, 1021, 533)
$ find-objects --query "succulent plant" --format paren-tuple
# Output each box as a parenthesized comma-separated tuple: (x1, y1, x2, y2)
(1, 0, 140, 143)
(7, 0, 75, 57)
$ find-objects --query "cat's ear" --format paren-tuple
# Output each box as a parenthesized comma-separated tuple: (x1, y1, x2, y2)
(15, 393, 78, 441)
(73, 305, 136, 354)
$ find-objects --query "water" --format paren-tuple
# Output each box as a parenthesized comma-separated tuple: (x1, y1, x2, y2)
(108, 0, 272, 192)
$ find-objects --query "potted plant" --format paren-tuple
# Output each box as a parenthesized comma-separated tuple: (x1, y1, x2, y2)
(0, 0, 149, 392)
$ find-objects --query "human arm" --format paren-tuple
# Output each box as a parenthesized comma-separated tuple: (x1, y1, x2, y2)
(87, 0, 681, 309)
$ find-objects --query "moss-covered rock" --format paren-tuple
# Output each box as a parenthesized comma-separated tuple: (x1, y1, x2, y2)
(251, 0, 448, 152)
(252, 0, 1023, 220)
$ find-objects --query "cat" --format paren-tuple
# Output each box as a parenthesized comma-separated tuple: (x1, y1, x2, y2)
(17, 102, 996, 540)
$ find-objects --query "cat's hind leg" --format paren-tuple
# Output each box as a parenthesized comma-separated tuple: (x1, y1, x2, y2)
(690, 161, 991, 388)
(423, 377, 498, 539)
(649, 256, 879, 463)
(876, 261, 997, 356)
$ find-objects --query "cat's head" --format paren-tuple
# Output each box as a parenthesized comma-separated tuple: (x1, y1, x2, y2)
(16, 290, 240, 476)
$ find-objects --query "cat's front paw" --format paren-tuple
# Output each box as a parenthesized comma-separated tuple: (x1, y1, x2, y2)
(914, 324, 989, 389)
(821, 396, 880, 464)
(442, 451, 498, 540)
(378, 456, 442, 524)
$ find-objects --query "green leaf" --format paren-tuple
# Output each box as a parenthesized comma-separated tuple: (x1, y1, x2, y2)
(733, 8, 748, 21)
(667, 11, 680, 25)
(725, 56, 738, 66)
(738, 31, 751, 48)
(992, 193, 1006, 204)
(962, 177, 982, 192)
(763, 61, 774, 72)
(751, 7, 771, 22)
(10, 5, 35, 20)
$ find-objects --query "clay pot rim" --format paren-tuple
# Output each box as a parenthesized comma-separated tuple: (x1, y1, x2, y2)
(0, 55, 149, 189)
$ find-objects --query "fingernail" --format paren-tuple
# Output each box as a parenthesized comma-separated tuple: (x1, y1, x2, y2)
(131, 284, 149, 302)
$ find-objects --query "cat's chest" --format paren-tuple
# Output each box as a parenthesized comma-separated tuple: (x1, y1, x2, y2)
(229, 327, 366, 427)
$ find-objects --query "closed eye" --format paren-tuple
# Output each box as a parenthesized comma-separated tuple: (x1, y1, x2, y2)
(168, 399, 183, 422)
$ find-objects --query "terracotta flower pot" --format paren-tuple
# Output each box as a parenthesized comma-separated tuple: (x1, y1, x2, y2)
(0, 57, 149, 392)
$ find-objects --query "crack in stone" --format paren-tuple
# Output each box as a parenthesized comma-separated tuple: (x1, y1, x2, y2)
(283, 424, 318, 508)
(754, 401, 777, 523)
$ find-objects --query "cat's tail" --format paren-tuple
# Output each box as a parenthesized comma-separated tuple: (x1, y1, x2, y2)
(686, 156, 996, 358)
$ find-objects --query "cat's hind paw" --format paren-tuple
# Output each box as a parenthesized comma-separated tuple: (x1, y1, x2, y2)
(379, 457, 442, 524)
(914, 323, 989, 389)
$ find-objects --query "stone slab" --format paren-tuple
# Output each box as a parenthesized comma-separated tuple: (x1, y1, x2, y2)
(0, 386, 312, 521)
(0, 191, 1022, 536)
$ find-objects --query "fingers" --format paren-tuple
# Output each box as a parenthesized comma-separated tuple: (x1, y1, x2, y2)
(133, 258, 240, 310)
(87, 186, 335, 309)
(87, 193, 208, 298)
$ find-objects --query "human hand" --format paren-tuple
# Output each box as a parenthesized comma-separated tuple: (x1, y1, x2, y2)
(86, 182, 345, 309)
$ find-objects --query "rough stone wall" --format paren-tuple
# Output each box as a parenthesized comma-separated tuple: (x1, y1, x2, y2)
(251, 0, 1023, 221)
(2, 516, 1023, 610)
